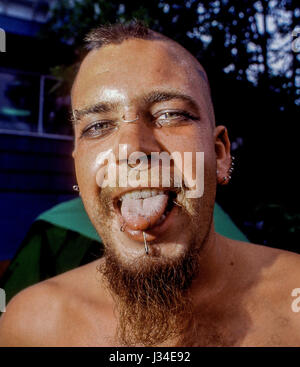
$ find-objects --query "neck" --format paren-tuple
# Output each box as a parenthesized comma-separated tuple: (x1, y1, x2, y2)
(188, 226, 235, 306)
(172, 229, 237, 347)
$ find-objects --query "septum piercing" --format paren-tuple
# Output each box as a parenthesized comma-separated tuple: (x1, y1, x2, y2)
(143, 231, 149, 255)
(122, 115, 139, 123)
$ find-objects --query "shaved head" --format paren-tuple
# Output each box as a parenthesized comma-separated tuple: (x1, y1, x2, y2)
(71, 22, 215, 127)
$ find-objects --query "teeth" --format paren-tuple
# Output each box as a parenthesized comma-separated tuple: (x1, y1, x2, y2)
(119, 189, 165, 201)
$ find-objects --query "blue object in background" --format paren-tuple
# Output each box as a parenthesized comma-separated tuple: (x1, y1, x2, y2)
(0, 192, 75, 260)
(0, 133, 76, 260)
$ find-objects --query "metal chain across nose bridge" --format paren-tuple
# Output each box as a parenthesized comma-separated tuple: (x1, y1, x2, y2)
(122, 115, 139, 123)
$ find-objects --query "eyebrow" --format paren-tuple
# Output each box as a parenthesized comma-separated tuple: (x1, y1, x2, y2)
(141, 90, 200, 113)
(72, 89, 200, 126)
(73, 101, 120, 124)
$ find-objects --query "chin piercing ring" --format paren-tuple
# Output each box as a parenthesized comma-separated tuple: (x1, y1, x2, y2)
(143, 231, 149, 255)
(173, 200, 182, 207)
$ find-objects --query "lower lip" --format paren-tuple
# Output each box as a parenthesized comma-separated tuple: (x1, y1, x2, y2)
(117, 204, 178, 242)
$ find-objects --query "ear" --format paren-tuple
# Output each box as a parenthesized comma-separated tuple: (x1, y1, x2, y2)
(214, 125, 232, 185)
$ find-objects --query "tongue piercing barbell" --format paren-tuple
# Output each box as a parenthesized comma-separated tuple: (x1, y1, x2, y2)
(143, 231, 149, 255)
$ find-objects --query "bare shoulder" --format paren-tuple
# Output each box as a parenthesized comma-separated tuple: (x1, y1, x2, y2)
(0, 276, 63, 346)
(247, 241, 299, 280)
(228, 238, 300, 345)
(226, 237, 300, 279)
(0, 259, 106, 346)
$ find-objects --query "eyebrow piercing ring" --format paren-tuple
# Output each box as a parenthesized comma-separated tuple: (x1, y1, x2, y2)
(143, 231, 149, 255)
(122, 115, 139, 123)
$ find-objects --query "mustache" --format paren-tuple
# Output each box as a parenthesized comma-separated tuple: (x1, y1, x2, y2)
(94, 149, 205, 199)
(96, 153, 188, 191)
(97, 167, 190, 199)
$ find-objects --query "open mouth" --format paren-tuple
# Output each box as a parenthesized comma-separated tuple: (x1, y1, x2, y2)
(114, 188, 180, 241)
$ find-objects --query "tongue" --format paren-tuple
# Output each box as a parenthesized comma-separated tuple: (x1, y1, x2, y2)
(120, 194, 169, 231)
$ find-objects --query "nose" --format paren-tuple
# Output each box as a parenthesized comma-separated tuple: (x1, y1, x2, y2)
(115, 115, 163, 166)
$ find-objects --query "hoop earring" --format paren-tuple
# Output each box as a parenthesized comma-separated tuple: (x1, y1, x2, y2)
(217, 155, 235, 185)
(73, 184, 80, 195)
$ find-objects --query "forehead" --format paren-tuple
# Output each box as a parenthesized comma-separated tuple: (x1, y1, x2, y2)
(72, 38, 209, 110)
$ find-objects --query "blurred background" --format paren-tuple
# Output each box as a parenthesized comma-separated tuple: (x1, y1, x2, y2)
(0, 0, 299, 270)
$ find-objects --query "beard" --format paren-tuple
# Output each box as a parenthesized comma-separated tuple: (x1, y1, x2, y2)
(97, 241, 202, 347)
(90, 170, 216, 346)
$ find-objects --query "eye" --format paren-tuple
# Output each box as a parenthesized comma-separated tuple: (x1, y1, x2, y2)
(80, 121, 117, 138)
(155, 111, 198, 127)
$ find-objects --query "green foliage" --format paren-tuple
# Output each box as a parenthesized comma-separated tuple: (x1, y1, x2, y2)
(44, 0, 300, 105)
(46, 0, 160, 46)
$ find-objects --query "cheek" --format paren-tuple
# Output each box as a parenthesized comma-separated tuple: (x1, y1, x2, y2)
(74, 151, 114, 231)
(157, 124, 215, 170)
(74, 145, 100, 196)
(157, 123, 211, 151)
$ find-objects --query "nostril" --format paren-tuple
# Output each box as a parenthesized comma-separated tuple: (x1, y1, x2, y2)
(127, 153, 151, 170)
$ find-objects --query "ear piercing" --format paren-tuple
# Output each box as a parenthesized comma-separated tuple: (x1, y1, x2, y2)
(225, 155, 235, 181)
(218, 155, 235, 184)
(228, 155, 235, 179)
(73, 184, 80, 192)
(229, 156, 235, 176)
(73, 184, 81, 196)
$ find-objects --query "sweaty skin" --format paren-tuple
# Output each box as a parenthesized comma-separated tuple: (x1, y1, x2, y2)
(0, 38, 300, 347)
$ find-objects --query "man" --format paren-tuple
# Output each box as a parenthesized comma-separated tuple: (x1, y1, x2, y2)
(0, 22, 299, 347)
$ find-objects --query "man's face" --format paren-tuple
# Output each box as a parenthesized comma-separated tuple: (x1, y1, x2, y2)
(72, 38, 217, 266)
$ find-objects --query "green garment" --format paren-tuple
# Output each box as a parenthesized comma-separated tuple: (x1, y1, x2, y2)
(0, 198, 248, 302)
